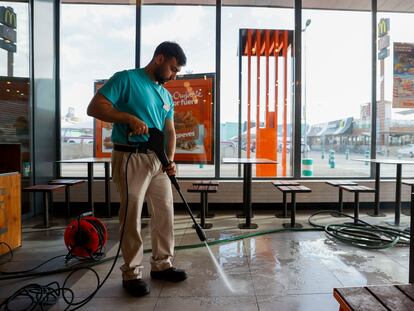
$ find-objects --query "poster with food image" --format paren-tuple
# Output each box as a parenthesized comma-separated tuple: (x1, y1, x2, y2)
(165, 73, 214, 164)
(93, 74, 215, 163)
(393, 42, 414, 108)
(94, 81, 113, 157)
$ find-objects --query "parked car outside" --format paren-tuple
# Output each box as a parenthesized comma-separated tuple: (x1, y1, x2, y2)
(62, 128, 93, 144)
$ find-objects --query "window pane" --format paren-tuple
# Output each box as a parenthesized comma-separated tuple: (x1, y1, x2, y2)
(302, 3, 371, 177)
(60, 3, 135, 177)
(221, 4, 294, 178)
(376, 10, 414, 177)
(0, 1, 31, 213)
(141, 3, 216, 178)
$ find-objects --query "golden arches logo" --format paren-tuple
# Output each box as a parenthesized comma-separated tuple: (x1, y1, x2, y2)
(378, 18, 389, 37)
(4, 9, 16, 28)
(0, 7, 16, 29)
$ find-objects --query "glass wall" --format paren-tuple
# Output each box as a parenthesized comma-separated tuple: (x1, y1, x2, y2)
(141, 2, 216, 178)
(60, 1, 135, 177)
(0, 1, 31, 212)
(56, 0, 414, 180)
(221, 3, 294, 178)
(376, 9, 414, 177)
(302, 1, 372, 177)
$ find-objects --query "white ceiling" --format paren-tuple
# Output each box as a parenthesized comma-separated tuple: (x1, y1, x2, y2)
(60, 0, 414, 13)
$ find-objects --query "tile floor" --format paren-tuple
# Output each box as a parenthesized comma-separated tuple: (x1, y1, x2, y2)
(0, 208, 411, 310)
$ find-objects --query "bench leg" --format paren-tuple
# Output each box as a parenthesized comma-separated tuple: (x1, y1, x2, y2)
(197, 194, 215, 219)
(65, 186, 71, 219)
(332, 188, 347, 218)
(204, 197, 215, 218)
(339, 188, 343, 213)
(354, 192, 360, 224)
(402, 186, 413, 216)
(43, 192, 51, 228)
(283, 193, 302, 229)
(276, 192, 290, 218)
(193, 192, 212, 230)
(291, 193, 296, 226)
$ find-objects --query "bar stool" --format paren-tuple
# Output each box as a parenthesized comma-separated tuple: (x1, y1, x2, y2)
(325, 180, 358, 217)
(192, 180, 219, 218)
(49, 179, 86, 218)
(22, 184, 66, 228)
(339, 185, 376, 225)
(272, 180, 300, 218)
(187, 184, 218, 229)
(402, 180, 414, 216)
(275, 185, 311, 228)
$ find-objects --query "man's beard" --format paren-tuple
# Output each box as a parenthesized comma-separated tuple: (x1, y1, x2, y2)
(154, 68, 168, 85)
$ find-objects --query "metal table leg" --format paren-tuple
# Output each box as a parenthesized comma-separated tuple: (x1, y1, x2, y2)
(239, 163, 257, 229)
(43, 192, 51, 228)
(368, 162, 385, 217)
(237, 164, 248, 218)
(104, 162, 111, 217)
(386, 164, 408, 227)
(87, 162, 94, 216)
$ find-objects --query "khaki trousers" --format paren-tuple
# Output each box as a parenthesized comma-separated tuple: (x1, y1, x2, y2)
(112, 150, 174, 280)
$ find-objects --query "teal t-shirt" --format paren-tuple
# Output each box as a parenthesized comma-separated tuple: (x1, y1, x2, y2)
(98, 68, 174, 144)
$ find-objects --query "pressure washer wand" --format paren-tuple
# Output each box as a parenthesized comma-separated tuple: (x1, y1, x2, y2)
(147, 128, 206, 242)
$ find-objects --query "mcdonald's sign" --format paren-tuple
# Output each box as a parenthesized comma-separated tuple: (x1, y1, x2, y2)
(378, 18, 389, 38)
(0, 6, 17, 29)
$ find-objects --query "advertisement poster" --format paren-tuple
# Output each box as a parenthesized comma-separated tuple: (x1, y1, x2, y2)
(165, 74, 214, 164)
(93, 74, 215, 163)
(393, 42, 414, 108)
(94, 81, 113, 158)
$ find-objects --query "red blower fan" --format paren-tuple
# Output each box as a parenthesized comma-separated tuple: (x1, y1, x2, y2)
(64, 213, 108, 259)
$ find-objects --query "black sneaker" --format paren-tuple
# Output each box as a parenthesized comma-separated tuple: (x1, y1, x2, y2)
(122, 279, 150, 297)
(150, 267, 187, 282)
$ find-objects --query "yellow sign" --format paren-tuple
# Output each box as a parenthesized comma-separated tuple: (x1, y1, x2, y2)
(0, 7, 17, 29)
(378, 18, 389, 38)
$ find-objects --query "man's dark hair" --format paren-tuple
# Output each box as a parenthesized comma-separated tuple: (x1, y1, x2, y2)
(154, 41, 187, 66)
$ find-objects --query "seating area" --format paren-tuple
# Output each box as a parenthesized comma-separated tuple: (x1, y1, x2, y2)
(187, 181, 219, 229)
(325, 180, 358, 216)
(334, 284, 414, 311)
(273, 183, 312, 228)
(22, 179, 87, 228)
(339, 185, 376, 224)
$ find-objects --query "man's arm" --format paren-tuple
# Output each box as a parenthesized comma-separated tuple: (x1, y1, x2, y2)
(87, 93, 148, 135)
(164, 118, 176, 162)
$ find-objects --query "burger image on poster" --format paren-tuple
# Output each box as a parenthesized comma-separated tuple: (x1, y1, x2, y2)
(174, 110, 205, 154)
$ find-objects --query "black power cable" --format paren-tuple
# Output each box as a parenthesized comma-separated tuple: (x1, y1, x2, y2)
(0, 152, 134, 311)
(0, 127, 207, 310)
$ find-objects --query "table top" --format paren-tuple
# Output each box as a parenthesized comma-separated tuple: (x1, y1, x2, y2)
(352, 158, 414, 165)
(222, 157, 278, 164)
(57, 157, 112, 163)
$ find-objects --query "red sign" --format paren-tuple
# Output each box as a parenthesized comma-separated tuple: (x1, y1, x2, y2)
(93, 74, 215, 164)
(165, 74, 214, 164)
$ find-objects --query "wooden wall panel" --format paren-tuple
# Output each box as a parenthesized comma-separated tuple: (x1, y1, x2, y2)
(0, 172, 22, 255)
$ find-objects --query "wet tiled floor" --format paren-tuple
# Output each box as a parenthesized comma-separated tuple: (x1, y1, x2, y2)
(0, 209, 410, 310)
